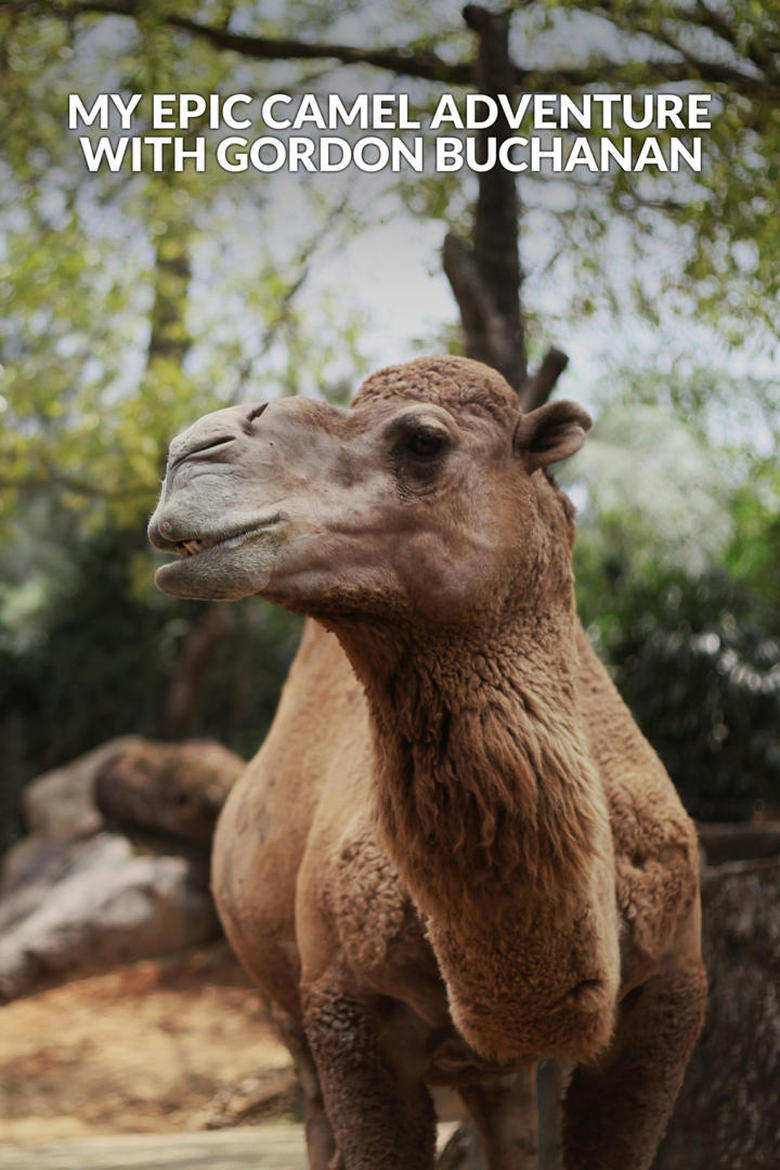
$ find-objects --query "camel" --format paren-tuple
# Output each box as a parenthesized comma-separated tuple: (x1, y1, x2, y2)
(149, 356, 706, 1170)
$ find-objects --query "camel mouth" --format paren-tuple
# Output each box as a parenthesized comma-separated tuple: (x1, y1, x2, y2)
(168, 513, 286, 560)
(153, 511, 290, 599)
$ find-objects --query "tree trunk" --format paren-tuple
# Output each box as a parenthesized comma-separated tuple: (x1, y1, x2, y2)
(443, 6, 525, 390)
(442, 5, 568, 409)
(143, 167, 238, 742)
(143, 167, 194, 377)
(160, 606, 235, 741)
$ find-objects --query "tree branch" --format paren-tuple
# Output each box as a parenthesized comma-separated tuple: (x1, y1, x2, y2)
(60, 0, 772, 95)
(466, 3, 526, 389)
(627, 0, 775, 75)
(519, 348, 569, 412)
(441, 7, 529, 391)
(160, 605, 236, 740)
(227, 191, 355, 404)
(443, 231, 512, 370)
(586, 1, 774, 86)
(65, 1, 474, 84)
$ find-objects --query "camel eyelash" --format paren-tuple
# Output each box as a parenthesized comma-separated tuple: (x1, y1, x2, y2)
(402, 428, 449, 459)
(386, 415, 451, 459)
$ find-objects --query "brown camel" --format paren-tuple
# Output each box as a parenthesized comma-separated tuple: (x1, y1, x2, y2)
(149, 356, 706, 1170)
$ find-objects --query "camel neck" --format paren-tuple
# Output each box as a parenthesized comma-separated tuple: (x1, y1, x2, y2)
(332, 606, 620, 1061)
(335, 604, 607, 923)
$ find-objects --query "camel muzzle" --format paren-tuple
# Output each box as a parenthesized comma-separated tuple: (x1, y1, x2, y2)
(147, 400, 300, 601)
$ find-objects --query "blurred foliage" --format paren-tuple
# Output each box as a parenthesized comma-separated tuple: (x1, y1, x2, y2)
(572, 449, 779, 821)
(0, 5, 370, 535)
(577, 564, 779, 822)
(0, 0, 777, 851)
(566, 366, 779, 820)
(567, 403, 734, 577)
(0, 523, 302, 852)
(726, 458, 780, 602)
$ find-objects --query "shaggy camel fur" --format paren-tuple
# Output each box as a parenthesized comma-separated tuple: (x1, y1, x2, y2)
(149, 356, 706, 1170)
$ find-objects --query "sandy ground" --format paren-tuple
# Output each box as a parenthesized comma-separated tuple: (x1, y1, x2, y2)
(0, 943, 296, 1147)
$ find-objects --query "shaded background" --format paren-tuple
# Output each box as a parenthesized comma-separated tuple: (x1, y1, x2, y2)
(1, 0, 777, 843)
(0, 1, 778, 1165)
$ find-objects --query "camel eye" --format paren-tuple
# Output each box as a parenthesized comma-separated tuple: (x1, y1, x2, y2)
(403, 428, 448, 459)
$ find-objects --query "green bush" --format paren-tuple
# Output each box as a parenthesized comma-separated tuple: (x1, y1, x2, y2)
(0, 525, 302, 853)
(577, 565, 779, 821)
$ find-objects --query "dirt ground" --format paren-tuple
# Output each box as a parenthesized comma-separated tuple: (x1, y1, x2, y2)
(0, 943, 297, 1147)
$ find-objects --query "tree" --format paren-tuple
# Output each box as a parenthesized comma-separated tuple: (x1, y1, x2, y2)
(1, 0, 777, 531)
(1, 0, 776, 890)
(1, 0, 775, 544)
(37, 0, 780, 342)
(0, 5, 776, 1164)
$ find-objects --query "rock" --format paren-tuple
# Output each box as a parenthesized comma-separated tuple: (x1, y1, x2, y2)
(22, 737, 142, 840)
(94, 739, 244, 845)
(0, 832, 106, 927)
(0, 831, 218, 1002)
(0, 735, 245, 1002)
(19, 735, 245, 850)
(653, 834, 780, 1169)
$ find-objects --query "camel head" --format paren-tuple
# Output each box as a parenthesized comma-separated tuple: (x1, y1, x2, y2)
(149, 356, 591, 623)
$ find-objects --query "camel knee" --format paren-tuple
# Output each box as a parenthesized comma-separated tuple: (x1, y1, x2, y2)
(586, 960, 707, 1089)
(301, 983, 399, 1128)
(302, 985, 378, 1072)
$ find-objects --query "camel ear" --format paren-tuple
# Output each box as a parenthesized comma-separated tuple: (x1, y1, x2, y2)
(513, 400, 592, 472)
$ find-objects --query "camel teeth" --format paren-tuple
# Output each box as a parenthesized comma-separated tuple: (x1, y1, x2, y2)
(177, 539, 203, 557)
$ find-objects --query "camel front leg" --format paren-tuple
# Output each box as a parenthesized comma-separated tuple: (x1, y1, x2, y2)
(273, 1008, 337, 1170)
(459, 1064, 539, 1170)
(562, 962, 707, 1170)
(303, 978, 437, 1170)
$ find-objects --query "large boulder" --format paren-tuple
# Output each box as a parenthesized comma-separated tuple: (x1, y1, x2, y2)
(0, 832, 217, 1002)
(94, 738, 244, 845)
(20, 736, 142, 841)
(653, 827, 780, 1170)
(17, 735, 244, 849)
(0, 736, 245, 1001)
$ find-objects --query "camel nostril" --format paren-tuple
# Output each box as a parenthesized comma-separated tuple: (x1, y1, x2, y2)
(244, 403, 269, 431)
(155, 516, 176, 541)
(148, 512, 186, 551)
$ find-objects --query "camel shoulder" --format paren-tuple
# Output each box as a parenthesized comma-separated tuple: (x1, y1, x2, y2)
(574, 624, 700, 967)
